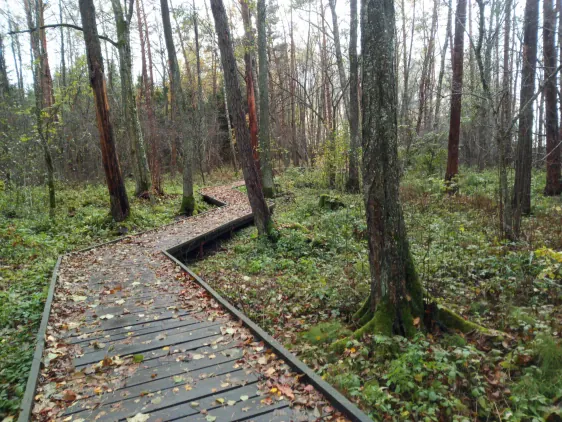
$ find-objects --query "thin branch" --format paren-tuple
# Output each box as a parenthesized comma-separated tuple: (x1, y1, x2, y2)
(9, 24, 118, 48)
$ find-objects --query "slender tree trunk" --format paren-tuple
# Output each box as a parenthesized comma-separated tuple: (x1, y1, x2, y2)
(445, 0, 467, 186)
(512, 0, 539, 224)
(59, 0, 66, 88)
(257, 0, 275, 197)
(346, 0, 360, 192)
(79, 0, 130, 222)
(434, 0, 452, 131)
(223, 83, 238, 173)
(211, 0, 274, 238)
(416, 0, 438, 135)
(355, 0, 423, 337)
(544, 0, 562, 195)
(193, 0, 206, 183)
(161, 0, 194, 215)
(321, 2, 335, 187)
(290, 8, 299, 166)
(240, 0, 260, 170)
(328, 0, 350, 117)
(137, 0, 161, 194)
(112, 0, 151, 197)
(24, 0, 56, 216)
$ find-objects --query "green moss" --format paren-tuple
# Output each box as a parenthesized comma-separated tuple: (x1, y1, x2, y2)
(180, 194, 195, 216)
(299, 322, 351, 345)
(436, 305, 490, 334)
(263, 186, 275, 198)
(352, 297, 371, 321)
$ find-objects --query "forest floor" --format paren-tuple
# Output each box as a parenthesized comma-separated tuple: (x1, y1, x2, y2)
(1, 167, 561, 421)
(192, 168, 562, 421)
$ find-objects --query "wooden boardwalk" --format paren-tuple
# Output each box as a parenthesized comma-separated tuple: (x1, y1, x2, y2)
(20, 183, 370, 422)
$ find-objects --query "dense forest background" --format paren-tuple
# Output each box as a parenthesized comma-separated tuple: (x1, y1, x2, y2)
(0, 0, 561, 419)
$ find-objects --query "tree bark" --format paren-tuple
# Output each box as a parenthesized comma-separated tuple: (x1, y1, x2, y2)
(544, 0, 562, 196)
(433, 0, 452, 131)
(512, 0, 538, 219)
(137, 0, 162, 194)
(240, 0, 260, 169)
(211, 0, 274, 238)
(257, 0, 275, 197)
(346, 0, 360, 192)
(328, 0, 350, 117)
(79, 0, 130, 222)
(161, 0, 194, 215)
(356, 0, 423, 336)
(445, 0, 467, 186)
(24, 0, 56, 216)
(112, 0, 152, 197)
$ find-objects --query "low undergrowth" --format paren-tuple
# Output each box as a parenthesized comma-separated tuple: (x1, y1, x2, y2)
(193, 167, 562, 421)
(0, 171, 237, 418)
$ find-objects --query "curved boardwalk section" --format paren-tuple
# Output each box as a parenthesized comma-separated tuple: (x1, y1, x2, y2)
(22, 183, 370, 422)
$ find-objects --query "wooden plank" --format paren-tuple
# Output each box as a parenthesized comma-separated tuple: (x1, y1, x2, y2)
(67, 370, 259, 421)
(145, 383, 260, 421)
(69, 313, 214, 345)
(185, 396, 289, 422)
(80, 319, 225, 354)
(74, 328, 223, 367)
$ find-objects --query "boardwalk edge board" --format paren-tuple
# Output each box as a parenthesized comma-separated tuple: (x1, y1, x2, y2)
(18, 256, 62, 422)
(18, 187, 371, 422)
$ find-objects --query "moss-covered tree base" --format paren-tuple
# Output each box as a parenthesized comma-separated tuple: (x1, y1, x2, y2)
(179, 195, 195, 216)
(263, 186, 275, 199)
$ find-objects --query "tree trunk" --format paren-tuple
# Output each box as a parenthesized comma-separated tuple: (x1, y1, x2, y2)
(137, 0, 162, 194)
(161, 0, 194, 215)
(290, 8, 299, 166)
(79, 0, 130, 222)
(346, 0, 360, 192)
(433, 0, 452, 131)
(193, 0, 207, 183)
(24, 0, 56, 216)
(240, 0, 260, 170)
(416, 0, 438, 135)
(512, 0, 538, 221)
(544, 0, 562, 196)
(257, 0, 275, 197)
(328, 0, 349, 117)
(112, 0, 152, 197)
(445, 0, 467, 186)
(355, 0, 423, 337)
(211, 0, 274, 238)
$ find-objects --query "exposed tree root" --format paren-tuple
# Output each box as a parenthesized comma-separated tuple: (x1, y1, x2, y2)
(332, 299, 507, 353)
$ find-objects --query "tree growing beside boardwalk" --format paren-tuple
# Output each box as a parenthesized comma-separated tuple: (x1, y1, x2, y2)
(210, 0, 274, 238)
(352, 0, 423, 336)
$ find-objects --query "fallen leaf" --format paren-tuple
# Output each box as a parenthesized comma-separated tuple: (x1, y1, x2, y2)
(240, 395, 249, 401)
(127, 413, 149, 422)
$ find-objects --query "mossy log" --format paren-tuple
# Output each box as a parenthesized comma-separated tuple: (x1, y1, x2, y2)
(319, 194, 345, 210)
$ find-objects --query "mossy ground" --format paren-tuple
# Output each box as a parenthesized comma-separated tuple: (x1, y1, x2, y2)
(194, 167, 562, 420)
